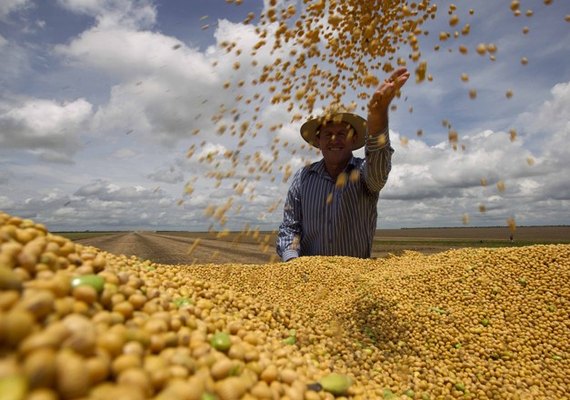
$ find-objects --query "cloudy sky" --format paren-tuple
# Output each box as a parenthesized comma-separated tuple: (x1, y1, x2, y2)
(1, 0, 569, 233)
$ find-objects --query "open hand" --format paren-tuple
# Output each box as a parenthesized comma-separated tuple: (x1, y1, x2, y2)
(367, 68, 410, 137)
(368, 67, 410, 116)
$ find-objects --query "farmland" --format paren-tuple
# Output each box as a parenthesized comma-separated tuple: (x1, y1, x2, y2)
(63, 226, 570, 265)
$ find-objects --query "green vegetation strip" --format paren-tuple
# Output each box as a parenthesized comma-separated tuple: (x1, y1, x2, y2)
(54, 232, 124, 240)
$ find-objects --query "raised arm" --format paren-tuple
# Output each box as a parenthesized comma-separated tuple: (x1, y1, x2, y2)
(363, 68, 410, 192)
(367, 67, 410, 138)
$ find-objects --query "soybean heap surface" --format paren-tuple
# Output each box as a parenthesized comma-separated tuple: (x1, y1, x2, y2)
(1, 211, 569, 399)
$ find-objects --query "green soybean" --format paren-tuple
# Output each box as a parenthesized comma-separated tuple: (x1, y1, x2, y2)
(210, 332, 231, 352)
(319, 373, 352, 396)
(71, 274, 105, 293)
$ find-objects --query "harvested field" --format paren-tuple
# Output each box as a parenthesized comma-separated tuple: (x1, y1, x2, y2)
(376, 226, 570, 241)
(74, 232, 277, 265)
(2, 212, 570, 399)
(71, 226, 570, 265)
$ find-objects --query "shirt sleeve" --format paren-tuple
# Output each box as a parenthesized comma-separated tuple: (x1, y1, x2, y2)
(276, 169, 303, 261)
(362, 127, 395, 193)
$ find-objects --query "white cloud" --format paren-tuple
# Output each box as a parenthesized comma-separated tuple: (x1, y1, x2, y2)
(520, 82, 570, 141)
(0, 0, 44, 34)
(56, 27, 213, 79)
(57, 0, 156, 29)
(74, 179, 161, 202)
(112, 148, 137, 159)
(53, 14, 296, 150)
(147, 166, 184, 184)
(378, 80, 570, 227)
(0, 169, 13, 185)
(0, 0, 31, 20)
(55, 27, 222, 146)
(0, 195, 14, 209)
(0, 39, 32, 80)
(0, 97, 93, 162)
(1, 2, 569, 232)
(0, 178, 211, 231)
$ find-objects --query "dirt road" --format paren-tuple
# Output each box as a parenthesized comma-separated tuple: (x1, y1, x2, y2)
(76, 232, 277, 265)
(77, 231, 457, 265)
(76, 226, 569, 265)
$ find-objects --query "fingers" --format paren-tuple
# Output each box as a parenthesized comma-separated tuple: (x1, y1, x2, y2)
(380, 69, 409, 90)
(388, 68, 410, 89)
(368, 68, 409, 112)
(388, 67, 408, 80)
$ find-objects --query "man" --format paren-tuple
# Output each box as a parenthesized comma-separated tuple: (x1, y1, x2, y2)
(276, 67, 410, 261)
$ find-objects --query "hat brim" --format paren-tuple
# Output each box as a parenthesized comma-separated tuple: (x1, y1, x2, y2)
(300, 112, 367, 150)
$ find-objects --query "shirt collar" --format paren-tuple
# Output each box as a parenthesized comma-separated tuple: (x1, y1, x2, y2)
(309, 156, 358, 177)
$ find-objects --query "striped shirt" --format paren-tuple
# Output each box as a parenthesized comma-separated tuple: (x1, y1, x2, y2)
(276, 132, 394, 261)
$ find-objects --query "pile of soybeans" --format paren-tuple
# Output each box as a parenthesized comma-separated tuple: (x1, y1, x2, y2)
(1, 211, 568, 399)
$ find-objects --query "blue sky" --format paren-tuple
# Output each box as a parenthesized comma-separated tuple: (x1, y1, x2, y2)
(1, 0, 569, 232)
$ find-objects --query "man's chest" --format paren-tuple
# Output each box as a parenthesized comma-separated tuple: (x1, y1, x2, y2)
(299, 173, 374, 222)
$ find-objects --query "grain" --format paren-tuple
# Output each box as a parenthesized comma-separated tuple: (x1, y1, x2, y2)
(1, 211, 569, 399)
(319, 373, 352, 395)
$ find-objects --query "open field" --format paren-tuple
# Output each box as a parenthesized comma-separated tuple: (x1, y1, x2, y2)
(72, 232, 274, 265)
(65, 226, 570, 265)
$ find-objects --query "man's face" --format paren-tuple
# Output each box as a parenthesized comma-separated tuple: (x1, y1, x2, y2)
(317, 122, 356, 165)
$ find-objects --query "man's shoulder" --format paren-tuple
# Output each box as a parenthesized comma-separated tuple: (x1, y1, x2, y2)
(299, 159, 323, 174)
(290, 160, 323, 184)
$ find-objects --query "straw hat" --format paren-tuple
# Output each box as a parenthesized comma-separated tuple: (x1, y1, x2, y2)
(300, 109, 367, 150)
